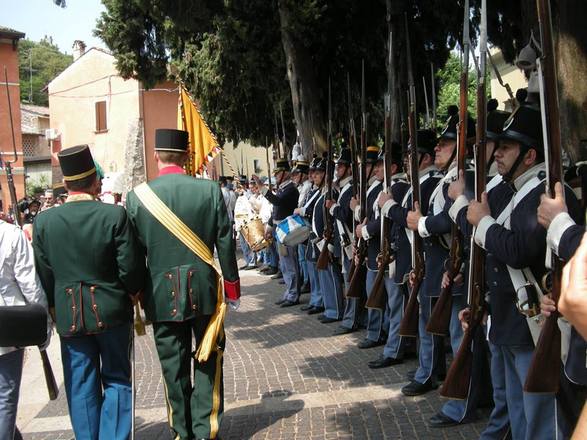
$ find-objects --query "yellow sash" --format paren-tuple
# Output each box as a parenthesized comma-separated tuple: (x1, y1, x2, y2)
(134, 183, 225, 362)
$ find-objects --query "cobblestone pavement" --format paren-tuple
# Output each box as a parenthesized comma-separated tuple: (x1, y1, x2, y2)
(20, 261, 490, 439)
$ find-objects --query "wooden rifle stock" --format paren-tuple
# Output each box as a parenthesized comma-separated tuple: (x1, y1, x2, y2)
(316, 233, 332, 271)
(345, 253, 366, 298)
(365, 255, 394, 310)
(398, 271, 422, 337)
(524, 0, 564, 394)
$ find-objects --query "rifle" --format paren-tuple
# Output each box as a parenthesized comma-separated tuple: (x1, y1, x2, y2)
(426, 0, 469, 336)
(422, 76, 431, 129)
(366, 30, 395, 311)
(440, 0, 488, 399)
(345, 61, 368, 298)
(430, 63, 437, 131)
(3, 66, 59, 400)
(316, 79, 334, 270)
(279, 103, 287, 159)
(398, 15, 424, 338)
(524, 0, 564, 394)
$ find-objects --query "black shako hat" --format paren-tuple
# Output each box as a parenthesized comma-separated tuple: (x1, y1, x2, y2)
(376, 142, 403, 166)
(155, 129, 189, 153)
(440, 106, 476, 141)
(499, 103, 543, 152)
(58, 145, 97, 182)
(316, 152, 329, 171)
(309, 154, 320, 170)
(273, 158, 291, 174)
(486, 99, 511, 140)
(412, 129, 437, 154)
(335, 147, 352, 165)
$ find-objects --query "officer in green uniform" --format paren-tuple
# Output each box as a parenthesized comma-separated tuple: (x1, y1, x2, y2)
(33, 145, 146, 440)
(126, 129, 240, 440)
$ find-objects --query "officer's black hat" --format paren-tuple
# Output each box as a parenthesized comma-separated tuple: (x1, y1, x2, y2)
(486, 99, 511, 140)
(273, 158, 291, 174)
(155, 129, 189, 153)
(239, 174, 247, 185)
(58, 145, 97, 182)
(335, 148, 352, 165)
(292, 160, 310, 174)
(53, 182, 67, 198)
(414, 129, 437, 155)
(499, 104, 543, 152)
(365, 146, 380, 164)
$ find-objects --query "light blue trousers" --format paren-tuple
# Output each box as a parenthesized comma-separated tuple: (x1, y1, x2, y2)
(382, 281, 406, 359)
(306, 260, 323, 308)
(61, 323, 132, 440)
(318, 263, 344, 320)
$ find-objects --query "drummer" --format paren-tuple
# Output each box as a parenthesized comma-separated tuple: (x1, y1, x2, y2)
(235, 177, 258, 271)
(291, 158, 312, 293)
(252, 159, 300, 307)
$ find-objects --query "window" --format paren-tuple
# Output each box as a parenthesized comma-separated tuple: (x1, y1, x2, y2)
(95, 101, 107, 132)
(253, 159, 261, 174)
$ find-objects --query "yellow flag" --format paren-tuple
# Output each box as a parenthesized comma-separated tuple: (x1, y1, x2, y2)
(177, 86, 219, 175)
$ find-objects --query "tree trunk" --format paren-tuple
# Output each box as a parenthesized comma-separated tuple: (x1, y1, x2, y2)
(278, 0, 327, 157)
(555, 0, 587, 162)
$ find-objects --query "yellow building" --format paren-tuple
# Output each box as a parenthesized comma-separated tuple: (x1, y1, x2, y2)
(489, 48, 528, 111)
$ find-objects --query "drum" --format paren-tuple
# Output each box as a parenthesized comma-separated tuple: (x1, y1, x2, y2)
(241, 217, 271, 252)
(276, 214, 311, 247)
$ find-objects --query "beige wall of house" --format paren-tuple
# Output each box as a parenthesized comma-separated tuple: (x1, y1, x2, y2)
(489, 48, 528, 112)
(212, 141, 275, 180)
(48, 48, 141, 175)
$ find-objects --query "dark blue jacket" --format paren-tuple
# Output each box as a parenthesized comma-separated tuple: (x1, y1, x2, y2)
(264, 181, 299, 224)
(363, 181, 383, 270)
(387, 170, 440, 284)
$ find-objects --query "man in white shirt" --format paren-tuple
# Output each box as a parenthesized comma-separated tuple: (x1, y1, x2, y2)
(0, 220, 50, 440)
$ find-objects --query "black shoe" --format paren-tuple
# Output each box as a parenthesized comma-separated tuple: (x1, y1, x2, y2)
(264, 267, 278, 275)
(278, 280, 285, 285)
(244, 264, 257, 270)
(307, 306, 324, 315)
(275, 299, 286, 306)
(280, 300, 300, 307)
(316, 314, 327, 321)
(320, 317, 340, 324)
(401, 379, 438, 397)
(300, 304, 314, 311)
(258, 264, 269, 272)
(428, 412, 459, 428)
(271, 272, 283, 280)
(368, 355, 403, 369)
(333, 326, 357, 336)
(239, 264, 249, 270)
(300, 283, 311, 294)
(357, 338, 384, 349)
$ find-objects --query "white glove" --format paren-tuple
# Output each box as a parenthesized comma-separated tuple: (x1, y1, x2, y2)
(227, 299, 240, 311)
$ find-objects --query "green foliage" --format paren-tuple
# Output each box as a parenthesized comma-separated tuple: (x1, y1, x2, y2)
(25, 173, 50, 197)
(435, 53, 478, 128)
(18, 37, 73, 106)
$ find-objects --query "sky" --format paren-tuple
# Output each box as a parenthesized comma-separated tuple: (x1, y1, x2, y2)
(1, 0, 106, 53)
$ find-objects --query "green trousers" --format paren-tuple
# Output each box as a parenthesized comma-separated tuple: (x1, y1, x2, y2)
(153, 317, 225, 440)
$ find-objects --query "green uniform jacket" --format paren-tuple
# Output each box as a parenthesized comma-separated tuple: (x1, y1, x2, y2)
(33, 200, 146, 336)
(126, 173, 239, 323)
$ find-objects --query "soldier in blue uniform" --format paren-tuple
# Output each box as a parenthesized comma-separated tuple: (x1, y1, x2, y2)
(253, 159, 300, 306)
(467, 104, 581, 439)
(295, 155, 326, 314)
(537, 179, 586, 431)
(368, 144, 410, 367)
(326, 148, 366, 335)
(312, 155, 344, 322)
(447, 101, 514, 438)
(379, 130, 440, 371)
(353, 146, 385, 348)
